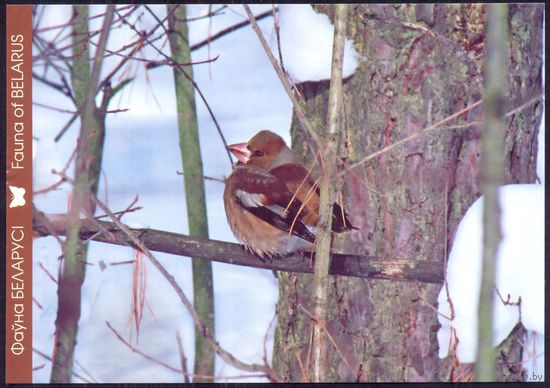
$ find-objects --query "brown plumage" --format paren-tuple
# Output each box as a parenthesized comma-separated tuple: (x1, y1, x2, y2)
(223, 130, 355, 257)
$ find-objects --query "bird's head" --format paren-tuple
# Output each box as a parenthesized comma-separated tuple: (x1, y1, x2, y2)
(227, 130, 295, 170)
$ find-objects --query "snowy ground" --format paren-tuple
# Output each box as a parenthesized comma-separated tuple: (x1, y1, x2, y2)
(32, 4, 544, 383)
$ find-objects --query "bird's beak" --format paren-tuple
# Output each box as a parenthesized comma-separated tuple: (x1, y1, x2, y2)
(227, 142, 251, 164)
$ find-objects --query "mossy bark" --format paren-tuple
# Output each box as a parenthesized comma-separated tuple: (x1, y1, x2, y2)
(272, 4, 542, 382)
(166, 4, 215, 382)
(51, 5, 110, 383)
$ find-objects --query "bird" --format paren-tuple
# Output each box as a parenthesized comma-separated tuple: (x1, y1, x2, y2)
(223, 129, 355, 258)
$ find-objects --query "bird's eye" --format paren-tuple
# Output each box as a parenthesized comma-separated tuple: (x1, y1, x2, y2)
(254, 150, 264, 157)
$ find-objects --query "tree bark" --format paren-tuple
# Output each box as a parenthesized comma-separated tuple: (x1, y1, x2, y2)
(166, 4, 215, 382)
(50, 5, 113, 383)
(272, 4, 543, 382)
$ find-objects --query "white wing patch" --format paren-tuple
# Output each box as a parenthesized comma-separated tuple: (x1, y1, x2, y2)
(235, 189, 288, 217)
(235, 189, 264, 208)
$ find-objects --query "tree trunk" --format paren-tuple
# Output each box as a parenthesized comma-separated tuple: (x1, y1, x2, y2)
(272, 4, 543, 382)
(166, 4, 216, 382)
(476, 4, 508, 381)
(51, 5, 113, 382)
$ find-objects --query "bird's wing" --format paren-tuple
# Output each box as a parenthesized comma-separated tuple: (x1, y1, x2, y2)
(232, 165, 316, 243)
(270, 163, 356, 231)
(269, 163, 320, 226)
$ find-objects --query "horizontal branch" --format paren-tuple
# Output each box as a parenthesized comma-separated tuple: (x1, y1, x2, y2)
(33, 212, 444, 284)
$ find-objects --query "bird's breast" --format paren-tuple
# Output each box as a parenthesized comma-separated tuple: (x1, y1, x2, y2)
(224, 184, 311, 257)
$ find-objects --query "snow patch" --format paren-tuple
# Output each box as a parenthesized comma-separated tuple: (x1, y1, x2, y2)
(438, 184, 544, 380)
(275, 4, 363, 82)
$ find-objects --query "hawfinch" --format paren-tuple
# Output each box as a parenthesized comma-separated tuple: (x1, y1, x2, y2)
(224, 130, 355, 257)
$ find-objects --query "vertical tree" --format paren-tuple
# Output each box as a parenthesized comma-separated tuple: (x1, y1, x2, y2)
(272, 4, 543, 382)
(50, 5, 114, 382)
(310, 4, 348, 382)
(167, 4, 216, 381)
(476, 3, 508, 381)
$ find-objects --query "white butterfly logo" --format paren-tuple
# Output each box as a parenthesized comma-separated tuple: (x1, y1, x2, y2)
(9, 185, 26, 208)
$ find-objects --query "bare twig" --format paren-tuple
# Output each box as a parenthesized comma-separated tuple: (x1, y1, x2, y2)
(106, 321, 182, 373)
(32, 101, 77, 114)
(73, 358, 99, 383)
(345, 99, 483, 172)
(119, 5, 233, 166)
(176, 170, 226, 184)
(145, 8, 276, 70)
(272, 5, 286, 77)
(33, 297, 44, 310)
(310, 4, 347, 382)
(494, 286, 522, 323)
(34, 5, 135, 34)
(262, 311, 278, 368)
(33, 169, 70, 196)
(109, 259, 135, 266)
(243, 4, 323, 151)
(295, 351, 309, 383)
(38, 262, 58, 284)
(95, 195, 141, 220)
(32, 348, 94, 383)
(176, 331, 190, 383)
(192, 8, 276, 52)
(343, 92, 542, 175)
(299, 304, 352, 371)
(54, 114, 79, 142)
(32, 71, 73, 99)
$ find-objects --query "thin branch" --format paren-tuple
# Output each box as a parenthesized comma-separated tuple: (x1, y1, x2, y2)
(90, 36, 220, 67)
(95, 195, 141, 220)
(39, 262, 58, 284)
(176, 170, 226, 184)
(262, 311, 278, 377)
(33, 297, 44, 310)
(192, 8, 275, 52)
(145, 8, 276, 70)
(310, 5, 347, 381)
(243, 4, 323, 151)
(34, 5, 135, 34)
(54, 114, 79, 142)
(118, 5, 233, 166)
(32, 348, 93, 383)
(106, 321, 182, 373)
(33, 145, 77, 195)
(73, 358, 99, 384)
(299, 304, 352, 371)
(176, 331, 190, 383)
(32, 101, 78, 114)
(343, 92, 543, 174)
(32, 71, 73, 99)
(272, 5, 286, 76)
(345, 99, 483, 172)
(109, 259, 135, 266)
